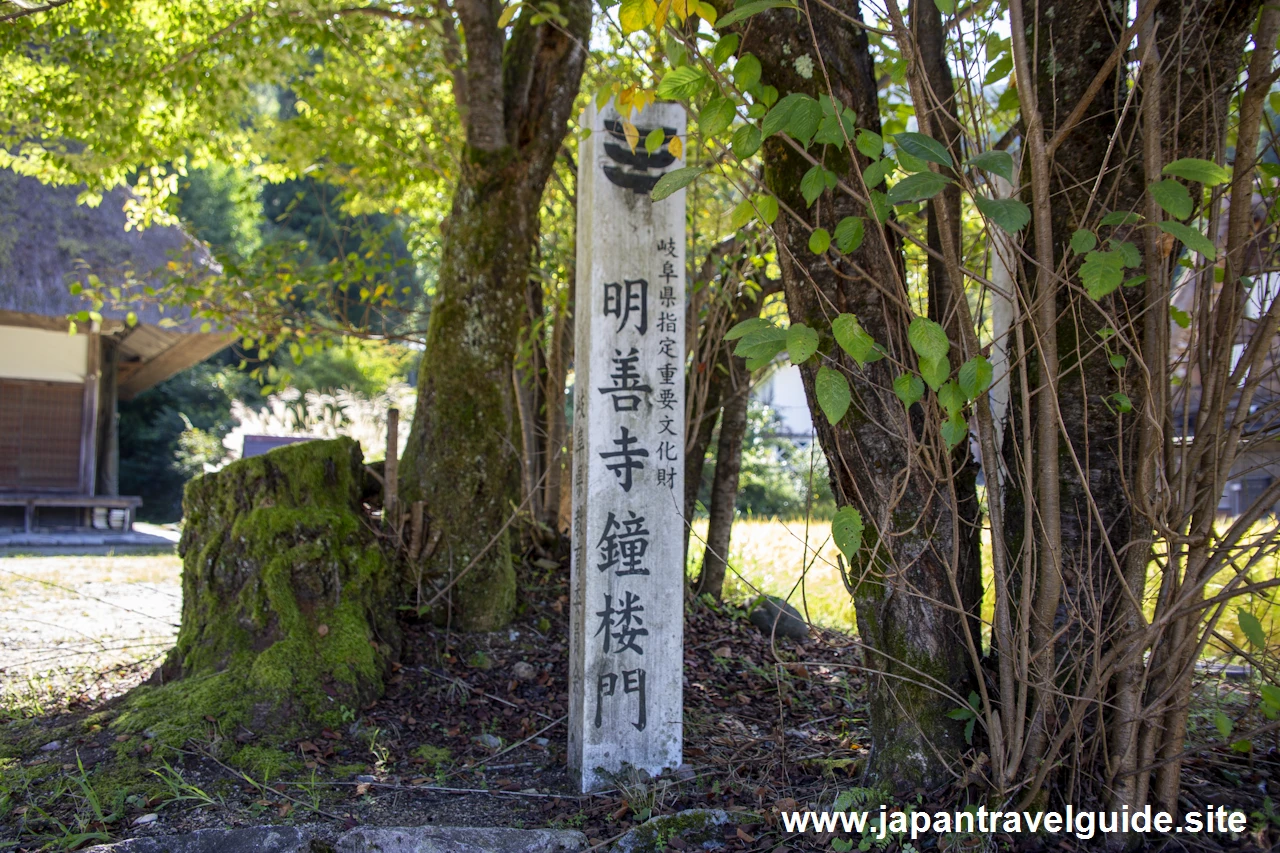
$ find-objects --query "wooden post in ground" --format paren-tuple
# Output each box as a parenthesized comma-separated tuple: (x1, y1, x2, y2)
(385, 407, 400, 533)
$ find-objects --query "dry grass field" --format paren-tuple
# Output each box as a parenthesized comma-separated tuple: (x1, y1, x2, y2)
(687, 517, 855, 628)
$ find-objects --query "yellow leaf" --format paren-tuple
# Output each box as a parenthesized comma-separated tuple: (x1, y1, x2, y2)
(695, 0, 717, 23)
(497, 3, 521, 26)
(670, 0, 689, 21)
(618, 0, 655, 34)
(623, 120, 640, 153)
(668, 134, 684, 160)
(653, 0, 672, 29)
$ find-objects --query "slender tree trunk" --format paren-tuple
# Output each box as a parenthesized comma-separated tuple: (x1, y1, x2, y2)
(696, 354, 751, 600)
(542, 285, 572, 530)
(399, 0, 590, 630)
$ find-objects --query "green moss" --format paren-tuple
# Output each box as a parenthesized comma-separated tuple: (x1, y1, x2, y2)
(231, 744, 301, 781)
(116, 438, 399, 749)
(413, 744, 451, 767)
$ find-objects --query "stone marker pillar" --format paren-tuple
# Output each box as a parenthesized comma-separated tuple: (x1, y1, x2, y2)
(569, 100, 687, 792)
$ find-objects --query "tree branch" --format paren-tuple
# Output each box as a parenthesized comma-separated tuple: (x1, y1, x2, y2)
(0, 0, 75, 23)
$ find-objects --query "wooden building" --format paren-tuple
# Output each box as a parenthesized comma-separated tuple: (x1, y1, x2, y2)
(0, 171, 231, 541)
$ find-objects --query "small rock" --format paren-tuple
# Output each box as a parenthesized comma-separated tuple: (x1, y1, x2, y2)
(534, 737, 550, 747)
(673, 764, 696, 782)
(748, 595, 809, 639)
(612, 809, 733, 853)
(131, 814, 158, 827)
(39, 740, 60, 752)
(512, 661, 537, 681)
(473, 733, 502, 750)
(712, 646, 732, 658)
(355, 774, 378, 783)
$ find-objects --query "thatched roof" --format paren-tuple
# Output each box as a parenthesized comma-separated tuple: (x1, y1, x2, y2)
(0, 169, 232, 397)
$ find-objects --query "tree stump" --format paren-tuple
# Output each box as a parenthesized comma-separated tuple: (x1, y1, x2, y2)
(120, 438, 399, 743)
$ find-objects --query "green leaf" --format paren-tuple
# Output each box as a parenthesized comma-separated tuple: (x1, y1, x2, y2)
(1239, 608, 1266, 648)
(761, 93, 822, 146)
(831, 505, 864, 560)
(801, 164, 832, 206)
(733, 326, 788, 359)
(958, 355, 993, 399)
(787, 323, 819, 363)
(711, 33, 740, 66)
(1261, 684, 1280, 711)
(834, 216, 865, 253)
(1110, 392, 1132, 414)
(996, 83, 1020, 112)
(1158, 221, 1217, 261)
(761, 95, 796, 138)
(1079, 250, 1126, 300)
(1150, 179, 1193, 220)
(1070, 229, 1097, 254)
(808, 228, 831, 254)
(813, 109, 857, 148)
(1170, 305, 1190, 329)
(887, 171, 951, 205)
(645, 126, 665, 154)
(862, 156, 895, 189)
(1112, 239, 1142, 268)
(731, 124, 762, 159)
(894, 373, 925, 408)
(982, 53, 1013, 87)
(856, 129, 884, 159)
(1162, 158, 1230, 187)
(655, 66, 707, 100)
(933, 0, 955, 12)
(1109, 353, 1127, 369)
(941, 414, 968, 451)
(650, 166, 705, 201)
(1101, 210, 1142, 227)
(965, 149, 1015, 182)
(896, 150, 930, 174)
(919, 354, 951, 390)
(869, 190, 890, 224)
(964, 717, 976, 744)
(907, 316, 950, 360)
(815, 365, 852, 424)
(784, 95, 823, 146)
(730, 199, 755, 230)
(698, 96, 737, 137)
(716, 0, 798, 29)
(937, 380, 965, 417)
(732, 54, 762, 90)
(754, 194, 779, 225)
(1214, 710, 1234, 740)
(894, 131, 953, 167)
(833, 313, 875, 364)
(725, 317, 769, 340)
(974, 195, 1031, 234)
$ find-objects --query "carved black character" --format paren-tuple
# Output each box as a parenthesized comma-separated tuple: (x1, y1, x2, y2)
(602, 119, 679, 195)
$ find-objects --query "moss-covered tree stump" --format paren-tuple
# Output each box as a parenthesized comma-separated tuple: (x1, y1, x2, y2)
(117, 438, 399, 745)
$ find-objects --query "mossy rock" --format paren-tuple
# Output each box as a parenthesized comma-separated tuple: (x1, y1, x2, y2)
(116, 438, 400, 744)
(611, 809, 733, 853)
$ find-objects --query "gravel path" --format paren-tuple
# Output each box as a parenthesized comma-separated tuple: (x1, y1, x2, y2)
(0, 553, 182, 703)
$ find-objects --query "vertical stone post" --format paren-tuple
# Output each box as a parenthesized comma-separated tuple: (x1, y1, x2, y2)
(569, 101, 687, 792)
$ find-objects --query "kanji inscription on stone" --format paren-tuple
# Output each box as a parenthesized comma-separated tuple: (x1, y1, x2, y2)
(568, 100, 686, 793)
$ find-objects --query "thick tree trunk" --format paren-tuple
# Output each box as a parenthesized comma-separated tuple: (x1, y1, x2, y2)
(728, 0, 981, 788)
(399, 2, 590, 630)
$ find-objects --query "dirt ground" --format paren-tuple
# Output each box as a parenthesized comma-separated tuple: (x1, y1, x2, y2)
(1, 549, 1276, 853)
